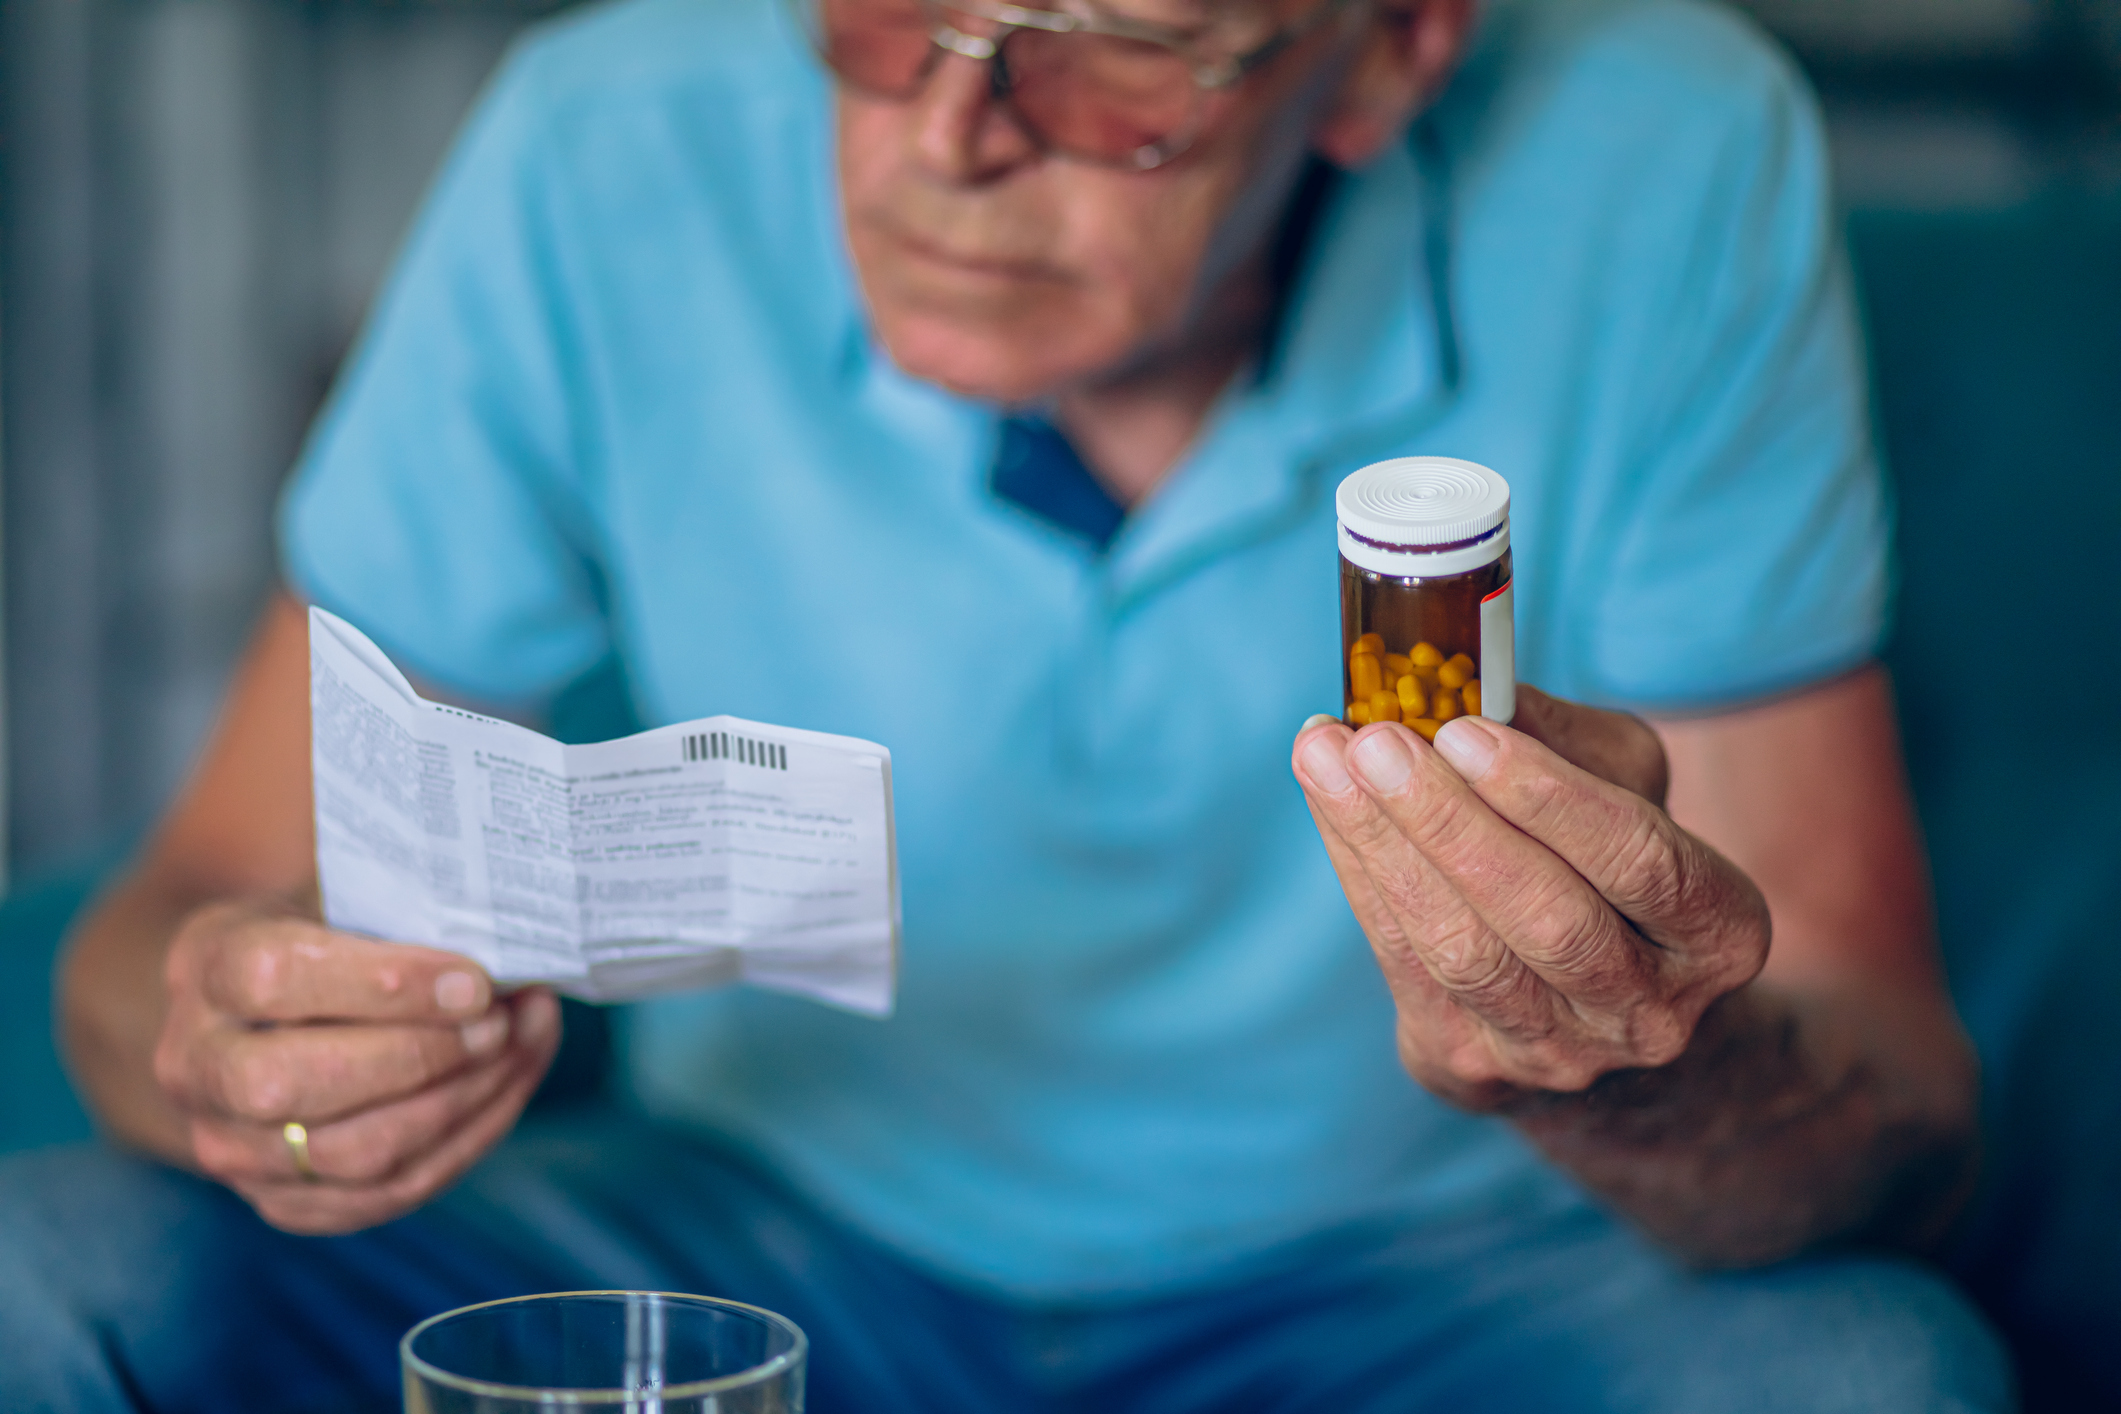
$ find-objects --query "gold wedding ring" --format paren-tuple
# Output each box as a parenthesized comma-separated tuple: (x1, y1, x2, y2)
(282, 1121, 318, 1183)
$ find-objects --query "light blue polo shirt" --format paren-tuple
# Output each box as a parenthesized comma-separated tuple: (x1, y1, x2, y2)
(280, 0, 1887, 1298)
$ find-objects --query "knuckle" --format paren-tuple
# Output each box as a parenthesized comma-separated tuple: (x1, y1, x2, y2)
(1544, 1056, 1606, 1094)
(1428, 929, 1524, 1011)
(1434, 1040, 1524, 1107)
(405, 1046, 469, 1100)
(1506, 751, 1573, 828)
(339, 1102, 454, 1185)
(233, 937, 292, 1013)
(1364, 867, 1438, 936)
(1392, 1014, 1437, 1073)
(150, 1032, 193, 1102)
(162, 928, 200, 995)
(1720, 886, 1774, 977)
(1397, 1010, 1513, 1095)
(371, 959, 412, 1002)
(1361, 912, 1418, 972)
(1625, 723, 1670, 802)
(164, 907, 230, 998)
(1521, 896, 1619, 979)
(333, 1137, 398, 1186)
(1628, 1005, 1694, 1069)
(172, 903, 250, 991)
(1614, 821, 1688, 916)
(1335, 801, 1407, 857)
(1516, 1038, 1605, 1093)
(1439, 1047, 1505, 1092)
(1398, 786, 1483, 858)
(1672, 859, 1773, 992)
(223, 1047, 292, 1121)
(1396, 1020, 1477, 1090)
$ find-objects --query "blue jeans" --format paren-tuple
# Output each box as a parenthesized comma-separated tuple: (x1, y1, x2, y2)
(0, 1113, 2013, 1414)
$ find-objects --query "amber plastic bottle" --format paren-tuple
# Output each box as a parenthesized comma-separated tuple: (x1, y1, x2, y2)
(1337, 458, 1515, 738)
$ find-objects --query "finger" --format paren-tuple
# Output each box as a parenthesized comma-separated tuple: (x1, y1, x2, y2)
(193, 1053, 517, 1186)
(1431, 714, 1768, 986)
(234, 1020, 554, 1235)
(1297, 723, 1631, 1094)
(198, 914, 494, 1025)
(195, 990, 561, 1184)
(1338, 723, 1664, 1025)
(1510, 685, 1669, 806)
(1296, 725, 1458, 979)
(1299, 788, 1529, 1109)
(190, 1005, 516, 1124)
(1295, 722, 1563, 1042)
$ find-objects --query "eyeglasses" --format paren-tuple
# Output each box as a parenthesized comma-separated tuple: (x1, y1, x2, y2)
(789, 0, 1358, 170)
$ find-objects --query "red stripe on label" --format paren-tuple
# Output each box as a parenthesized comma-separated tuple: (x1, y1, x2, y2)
(1481, 578, 1513, 604)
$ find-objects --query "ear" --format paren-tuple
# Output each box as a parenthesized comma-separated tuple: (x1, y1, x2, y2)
(1312, 0, 1476, 169)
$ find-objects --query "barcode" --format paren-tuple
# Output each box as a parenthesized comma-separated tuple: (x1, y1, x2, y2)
(683, 731, 786, 771)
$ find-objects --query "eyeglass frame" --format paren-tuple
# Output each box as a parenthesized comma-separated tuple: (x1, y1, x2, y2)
(793, 0, 1366, 169)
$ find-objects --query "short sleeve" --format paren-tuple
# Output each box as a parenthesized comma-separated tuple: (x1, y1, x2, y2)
(1584, 44, 1888, 711)
(278, 36, 610, 707)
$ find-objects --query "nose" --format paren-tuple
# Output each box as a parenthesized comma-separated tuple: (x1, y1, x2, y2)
(908, 29, 1042, 183)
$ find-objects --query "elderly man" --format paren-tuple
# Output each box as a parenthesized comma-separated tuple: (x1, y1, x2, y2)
(0, 0, 2011, 1407)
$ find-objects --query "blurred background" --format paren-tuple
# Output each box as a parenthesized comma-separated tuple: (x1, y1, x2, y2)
(1, 0, 2117, 1405)
(4, 0, 2116, 883)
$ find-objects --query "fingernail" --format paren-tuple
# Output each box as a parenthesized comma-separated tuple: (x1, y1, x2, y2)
(1434, 718, 1501, 780)
(435, 971, 481, 1012)
(1300, 713, 1340, 731)
(462, 1012, 511, 1056)
(1299, 731, 1354, 794)
(1350, 729, 1415, 793)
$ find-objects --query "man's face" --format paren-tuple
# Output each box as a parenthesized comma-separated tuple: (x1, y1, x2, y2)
(835, 0, 1393, 404)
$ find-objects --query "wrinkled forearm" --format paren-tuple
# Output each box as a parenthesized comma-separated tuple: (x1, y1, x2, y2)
(1505, 983, 1979, 1267)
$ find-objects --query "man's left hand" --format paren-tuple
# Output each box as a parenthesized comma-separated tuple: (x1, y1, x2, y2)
(1292, 686, 1771, 1110)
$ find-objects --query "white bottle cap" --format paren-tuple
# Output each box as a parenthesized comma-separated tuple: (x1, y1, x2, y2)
(1336, 457, 1511, 577)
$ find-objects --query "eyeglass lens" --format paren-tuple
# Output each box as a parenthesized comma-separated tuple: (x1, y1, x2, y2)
(806, 0, 1209, 164)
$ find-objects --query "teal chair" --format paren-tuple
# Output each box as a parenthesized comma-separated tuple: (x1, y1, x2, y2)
(2, 197, 2116, 1406)
(0, 852, 105, 1152)
(1857, 195, 2121, 1409)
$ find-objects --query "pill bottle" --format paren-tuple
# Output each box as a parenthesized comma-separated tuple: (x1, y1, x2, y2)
(1337, 457, 1514, 739)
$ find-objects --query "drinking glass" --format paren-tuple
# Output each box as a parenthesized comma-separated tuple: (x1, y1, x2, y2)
(402, 1291, 806, 1412)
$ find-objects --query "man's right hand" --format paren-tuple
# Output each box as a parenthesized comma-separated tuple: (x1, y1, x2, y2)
(152, 896, 561, 1234)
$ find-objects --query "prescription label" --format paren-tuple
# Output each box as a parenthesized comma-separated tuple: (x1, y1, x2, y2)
(1479, 580, 1516, 724)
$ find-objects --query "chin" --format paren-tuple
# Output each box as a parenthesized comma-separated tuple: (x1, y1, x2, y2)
(873, 311, 1112, 404)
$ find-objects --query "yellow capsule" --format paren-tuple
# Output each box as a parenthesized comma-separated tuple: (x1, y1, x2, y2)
(1396, 675, 1427, 718)
(1350, 652, 1383, 699)
(1462, 680, 1482, 717)
(1409, 642, 1444, 669)
(1438, 653, 1477, 690)
(1355, 633, 1386, 656)
(1412, 663, 1440, 687)
(1431, 687, 1461, 723)
(1383, 653, 1413, 681)
(1369, 690, 1401, 724)
(1347, 700, 1373, 726)
(1406, 717, 1442, 742)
